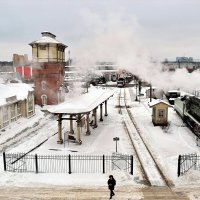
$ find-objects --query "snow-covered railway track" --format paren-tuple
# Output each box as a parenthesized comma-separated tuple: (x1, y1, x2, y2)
(0, 114, 57, 153)
(118, 88, 173, 187)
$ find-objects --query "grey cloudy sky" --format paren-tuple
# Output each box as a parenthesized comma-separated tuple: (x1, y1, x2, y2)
(1, 0, 200, 61)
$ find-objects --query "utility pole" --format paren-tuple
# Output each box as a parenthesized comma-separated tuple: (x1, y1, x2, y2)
(150, 84, 152, 102)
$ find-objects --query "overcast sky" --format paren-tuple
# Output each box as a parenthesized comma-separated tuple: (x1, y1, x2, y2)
(1, 0, 200, 62)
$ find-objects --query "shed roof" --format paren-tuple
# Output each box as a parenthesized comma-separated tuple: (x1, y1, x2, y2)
(47, 88, 116, 114)
(148, 99, 171, 108)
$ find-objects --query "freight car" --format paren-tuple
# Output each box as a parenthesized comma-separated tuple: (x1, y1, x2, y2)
(174, 95, 200, 138)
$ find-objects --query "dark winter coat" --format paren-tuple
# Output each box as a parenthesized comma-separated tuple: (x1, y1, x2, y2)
(107, 178, 116, 190)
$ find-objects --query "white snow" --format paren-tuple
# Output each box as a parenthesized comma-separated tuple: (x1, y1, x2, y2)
(0, 83, 33, 106)
(47, 88, 116, 114)
(0, 86, 200, 190)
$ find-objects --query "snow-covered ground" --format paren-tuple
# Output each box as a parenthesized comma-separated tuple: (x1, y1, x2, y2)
(0, 86, 200, 191)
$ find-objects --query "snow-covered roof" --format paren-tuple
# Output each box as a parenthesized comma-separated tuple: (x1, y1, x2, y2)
(167, 90, 181, 93)
(0, 83, 34, 106)
(148, 99, 172, 107)
(48, 88, 116, 114)
(29, 32, 67, 47)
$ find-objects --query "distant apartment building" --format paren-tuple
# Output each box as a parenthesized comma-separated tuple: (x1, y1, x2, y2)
(162, 57, 200, 73)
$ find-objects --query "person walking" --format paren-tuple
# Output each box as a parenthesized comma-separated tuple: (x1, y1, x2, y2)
(107, 175, 116, 199)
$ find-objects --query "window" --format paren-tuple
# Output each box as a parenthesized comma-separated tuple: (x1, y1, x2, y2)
(17, 102, 22, 117)
(153, 107, 156, 117)
(41, 81, 46, 90)
(3, 106, 9, 127)
(158, 109, 165, 118)
(41, 95, 47, 106)
(40, 45, 46, 50)
(10, 104, 16, 121)
(28, 95, 33, 111)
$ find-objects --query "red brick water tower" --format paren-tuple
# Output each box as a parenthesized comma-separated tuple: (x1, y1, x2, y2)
(29, 32, 67, 106)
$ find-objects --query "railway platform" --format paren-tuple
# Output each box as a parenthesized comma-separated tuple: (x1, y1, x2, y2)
(0, 186, 197, 200)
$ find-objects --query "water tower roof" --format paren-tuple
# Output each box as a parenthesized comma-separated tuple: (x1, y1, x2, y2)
(41, 31, 56, 38)
(29, 32, 67, 47)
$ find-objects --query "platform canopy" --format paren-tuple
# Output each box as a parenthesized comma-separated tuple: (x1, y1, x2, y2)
(47, 88, 116, 115)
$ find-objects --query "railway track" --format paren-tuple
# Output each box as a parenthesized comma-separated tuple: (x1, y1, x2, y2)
(0, 114, 58, 153)
(118, 87, 174, 188)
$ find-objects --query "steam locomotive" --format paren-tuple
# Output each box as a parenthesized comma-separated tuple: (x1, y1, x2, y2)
(174, 95, 200, 138)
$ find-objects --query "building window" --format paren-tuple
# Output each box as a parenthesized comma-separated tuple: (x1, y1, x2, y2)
(41, 95, 47, 106)
(17, 102, 22, 117)
(3, 106, 9, 127)
(158, 109, 165, 118)
(28, 95, 34, 111)
(10, 104, 16, 121)
(41, 81, 46, 90)
(40, 45, 46, 50)
(153, 107, 156, 117)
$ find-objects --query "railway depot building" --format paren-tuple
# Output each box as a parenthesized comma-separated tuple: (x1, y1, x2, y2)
(0, 83, 35, 130)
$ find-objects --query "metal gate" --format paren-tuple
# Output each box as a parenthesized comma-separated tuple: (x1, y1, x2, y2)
(112, 153, 133, 174)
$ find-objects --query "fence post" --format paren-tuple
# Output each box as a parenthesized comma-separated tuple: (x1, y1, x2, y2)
(177, 155, 181, 177)
(3, 152, 6, 171)
(103, 155, 105, 174)
(69, 154, 71, 174)
(130, 155, 133, 175)
(35, 154, 38, 173)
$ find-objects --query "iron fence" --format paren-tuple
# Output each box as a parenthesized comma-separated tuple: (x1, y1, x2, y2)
(177, 153, 200, 176)
(3, 152, 133, 174)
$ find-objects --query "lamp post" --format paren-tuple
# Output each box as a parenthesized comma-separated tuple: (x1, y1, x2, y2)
(135, 82, 138, 101)
(113, 137, 120, 153)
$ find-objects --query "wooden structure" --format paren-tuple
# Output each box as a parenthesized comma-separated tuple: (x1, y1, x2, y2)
(29, 32, 67, 106)
(48, 89, 114, 144)
(0, 83, 35, 129)
(149, 100, 171, 126)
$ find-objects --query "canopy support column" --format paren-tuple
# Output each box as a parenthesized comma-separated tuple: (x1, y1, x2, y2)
(86, 113, 91, 135)
(93, 107, 98, 128)
(76, 114, 82, 144)
(57, 114, 63, 144)
(100, 103, 103, 121)
(105, 100, 108, 116)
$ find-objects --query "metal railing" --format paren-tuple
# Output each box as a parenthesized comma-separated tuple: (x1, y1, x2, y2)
(3, 152, 133, 174)
(177, 153, 200, 176)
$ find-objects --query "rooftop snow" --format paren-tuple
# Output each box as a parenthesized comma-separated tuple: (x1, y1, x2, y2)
(29, 32, 67, 47)
(47, 88, 116, 114)
(148, 99, 172, 107)
(0, 83, 34, 106)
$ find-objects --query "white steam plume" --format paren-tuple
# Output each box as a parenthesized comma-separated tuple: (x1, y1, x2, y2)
(70, 10, 200, 92)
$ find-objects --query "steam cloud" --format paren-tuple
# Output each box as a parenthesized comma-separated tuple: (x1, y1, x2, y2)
(70, 10, 200, 92)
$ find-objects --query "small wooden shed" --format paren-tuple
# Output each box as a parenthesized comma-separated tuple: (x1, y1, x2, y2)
(149, 100, 171, 126)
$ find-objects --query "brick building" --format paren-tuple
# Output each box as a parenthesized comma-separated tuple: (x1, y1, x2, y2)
(13, 54, 32, 82)
(29, 32, 67, 106)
